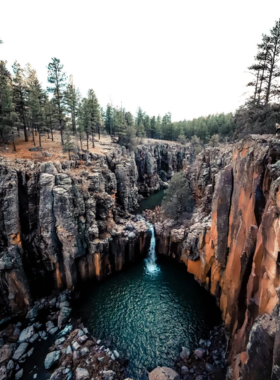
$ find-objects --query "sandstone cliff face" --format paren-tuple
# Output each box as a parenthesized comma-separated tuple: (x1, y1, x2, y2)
(154, 135, 280, 379)
(0, 141, 186, 315)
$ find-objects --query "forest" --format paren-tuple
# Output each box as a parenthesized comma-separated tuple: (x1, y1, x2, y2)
(1, 18, 280, 152)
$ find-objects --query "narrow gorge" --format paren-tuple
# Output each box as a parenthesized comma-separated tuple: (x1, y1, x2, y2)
(1, 135, 280, 380)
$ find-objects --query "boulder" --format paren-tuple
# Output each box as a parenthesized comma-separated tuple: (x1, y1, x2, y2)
(0, 366, 6, 380)
(102, 370, 116, 380)
(75, 367, 89, 380)
(72, 341, 80, 351)
(80, 347, 89, 356)
(78, 335, 88, 344)
(13, 343, 28, 361)
(55, 337, 66, 346)
(49, 327, 58, 335)
(149, 367, 180, 380)
(0, 344, 12, 364)
(58, 324, 72, 337)
(113, 350, 120, 358)
(46, 321, 55, 332)
(50, 367, 72, 380)
(205, 363, 215, 373)
(29, 333, 39, 343)
(194, 348, 206, 359)
(180, 346, 191, 360)
(44, 351, 60, 370)
(15, 368, 23, 379)
(6, 360, 14, 372)
(39, 331, 47, 340)
(18, 326, 35, 342)
(26, 305, 39, 319)
(58, 307, 72, 328)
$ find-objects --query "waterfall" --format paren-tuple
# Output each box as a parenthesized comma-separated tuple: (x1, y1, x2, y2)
(145, 222, 160, 274)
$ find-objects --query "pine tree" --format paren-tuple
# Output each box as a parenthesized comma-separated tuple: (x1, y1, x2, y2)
(264, 20, 280, 103)
(76, 123, 85, 150)
(247, 20, 280, 105)
(12, 61, 29, 141)
(47, 58, 67, 144)
(150, 116, 156, 138)
(105, 104, 114, 135)
(114, 107, 127, 144)
(0, 61, 15, 146)
(77, 98, 91, 149)
(45, 98, 56, 141)
(64, 75, 80, 134)
(124, 111, 134, 127)
(135, 107, 146, 137)
(143, 114, 151, 137)
(161, 112, 172, 140)
(162, 172, 193, 219)
(63, 127, 77, 159)
(25, 64, 46, 147)
(87, 89, 100, 148)
(155, 116, 162, 139)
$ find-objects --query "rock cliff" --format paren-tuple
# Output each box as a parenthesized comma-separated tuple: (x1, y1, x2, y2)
(153, 135, 280, 380)
(0, 140, 186, 316)
(3, 134, 279, 379)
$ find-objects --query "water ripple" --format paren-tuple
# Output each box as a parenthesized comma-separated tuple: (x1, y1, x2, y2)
(75, 258, 221, 380)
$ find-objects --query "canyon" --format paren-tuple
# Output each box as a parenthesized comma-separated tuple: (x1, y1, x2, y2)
(1, 135, 280, 379)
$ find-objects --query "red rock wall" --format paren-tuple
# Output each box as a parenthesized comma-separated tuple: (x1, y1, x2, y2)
(156, 136, 280, 379)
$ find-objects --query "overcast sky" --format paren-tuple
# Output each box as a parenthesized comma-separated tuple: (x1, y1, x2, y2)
(1, 0, 280, 121)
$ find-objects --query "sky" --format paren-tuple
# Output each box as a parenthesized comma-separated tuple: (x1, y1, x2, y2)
(1, 0, 280, 121)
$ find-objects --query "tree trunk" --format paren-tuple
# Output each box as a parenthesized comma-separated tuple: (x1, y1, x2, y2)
(23, 123, 28, 141)
(60, 124, 64, 145)
(254, 71, 260, 101)
(86, 133, 89, 150)
(72, 112, 76, 134)
(51, 128, 54, 141)
(13, 138, 16, 152)
(98, 124, 100, 140)
(32, 129, 36, 146)
(92, 132, 95, 148)
(39, 130, 42, 147)
(80, 135, 82, 150)
(21, 93, 28, 141)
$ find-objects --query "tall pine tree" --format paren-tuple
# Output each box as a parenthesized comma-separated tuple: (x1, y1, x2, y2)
(12, 62, 29, 142)
(47, 58, 67, 144)
(64, 75, 80, 134)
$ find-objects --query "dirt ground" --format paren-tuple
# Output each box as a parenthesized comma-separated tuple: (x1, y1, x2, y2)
(0, 131, 114, 162)
(0, 130, 181, 163)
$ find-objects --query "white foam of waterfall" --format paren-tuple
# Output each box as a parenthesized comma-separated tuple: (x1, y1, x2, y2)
(145, 222, 160, 274)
